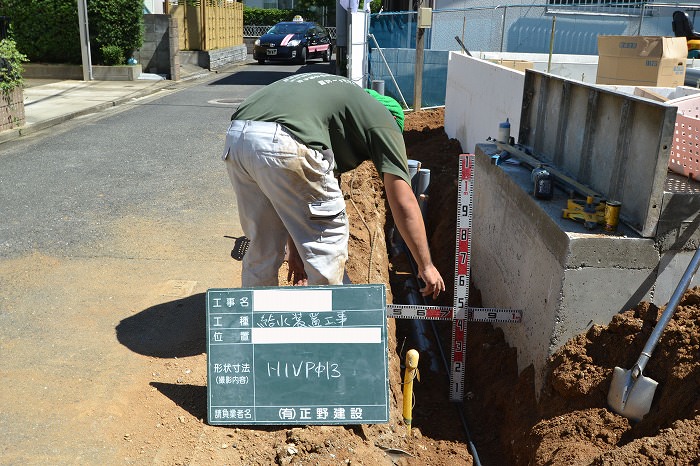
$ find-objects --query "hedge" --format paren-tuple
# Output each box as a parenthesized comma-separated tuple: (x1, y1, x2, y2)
(0, 0, 143, 65)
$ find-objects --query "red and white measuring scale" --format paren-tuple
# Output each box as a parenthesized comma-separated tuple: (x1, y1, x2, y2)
(387, 154, 522, 401)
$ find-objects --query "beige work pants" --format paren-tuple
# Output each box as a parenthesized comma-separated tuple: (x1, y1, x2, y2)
(223, 120, 348, 286)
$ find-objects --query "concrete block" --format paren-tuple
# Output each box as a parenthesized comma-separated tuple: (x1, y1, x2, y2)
(0, 87, 25, 131)
(141, 43, 157, 54)
(656, 179, 700, 252)
(555, 266, 654, 348)
(566, 237, 659, 269)
(23, 64, 83, 80)
(656, 249, 700, 304)
(92, 65, 141, 81)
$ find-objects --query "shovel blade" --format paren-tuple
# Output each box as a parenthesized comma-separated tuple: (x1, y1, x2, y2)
(607, 366, 658, 422)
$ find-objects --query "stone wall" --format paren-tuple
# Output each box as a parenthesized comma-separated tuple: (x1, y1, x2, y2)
(180, 46, 248, 71)
(0, 88, 25, 131)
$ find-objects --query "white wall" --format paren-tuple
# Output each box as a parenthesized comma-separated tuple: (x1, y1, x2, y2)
(444, 52, 526, 154)
(444, 51, 603, 155)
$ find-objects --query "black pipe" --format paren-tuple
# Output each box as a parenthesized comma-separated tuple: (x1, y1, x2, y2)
(399, 243, 483, 466)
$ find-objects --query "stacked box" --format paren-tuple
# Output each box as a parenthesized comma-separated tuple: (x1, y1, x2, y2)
(596, 36, 687, 87)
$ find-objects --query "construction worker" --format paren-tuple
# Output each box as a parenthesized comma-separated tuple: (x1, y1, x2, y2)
(223, 72, 444, 298)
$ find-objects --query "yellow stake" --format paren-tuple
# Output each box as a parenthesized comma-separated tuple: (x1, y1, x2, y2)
(402, 349, 420, 434)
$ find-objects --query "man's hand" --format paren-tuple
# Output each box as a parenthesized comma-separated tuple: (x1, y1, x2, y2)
(286, 236, 308, 286)
(418, 264, 445, 299)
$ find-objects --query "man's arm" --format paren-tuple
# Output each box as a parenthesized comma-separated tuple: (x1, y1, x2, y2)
(383, 172, 445, 298)
(286, 235, 308, 286)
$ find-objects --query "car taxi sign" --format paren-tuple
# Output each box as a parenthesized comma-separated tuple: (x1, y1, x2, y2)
(293, 15, 304, 22)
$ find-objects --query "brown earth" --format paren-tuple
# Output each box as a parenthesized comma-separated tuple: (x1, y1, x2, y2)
(113, 108, 699, 465)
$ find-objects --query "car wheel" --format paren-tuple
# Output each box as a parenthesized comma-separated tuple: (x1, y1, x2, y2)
(296, 47, 307, 65)
(257, 58, 266, 65)
(322, 46, 331, 62)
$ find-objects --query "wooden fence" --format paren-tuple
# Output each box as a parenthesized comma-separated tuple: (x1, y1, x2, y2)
(165, 1, 243, 51)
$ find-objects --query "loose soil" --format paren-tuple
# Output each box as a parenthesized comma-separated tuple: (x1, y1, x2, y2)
(115, 108, 699, 465)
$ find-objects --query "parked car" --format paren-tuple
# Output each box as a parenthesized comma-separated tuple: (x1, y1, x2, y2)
(254, 19, 332, 65)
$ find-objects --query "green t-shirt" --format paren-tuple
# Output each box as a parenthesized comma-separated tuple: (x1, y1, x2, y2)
(231, 73, 410, 184)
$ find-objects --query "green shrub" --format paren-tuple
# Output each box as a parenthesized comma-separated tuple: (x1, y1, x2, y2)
(90, 0, 143, 65)
(0, 38, 28, 94)
(0, 0, 143, 65)
(0, 0, 82, 63)
(100, 45, 124, 66)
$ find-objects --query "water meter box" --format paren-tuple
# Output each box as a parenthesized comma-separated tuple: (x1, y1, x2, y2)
(417, 8, 432, 29)
(596, 36, 687, 87)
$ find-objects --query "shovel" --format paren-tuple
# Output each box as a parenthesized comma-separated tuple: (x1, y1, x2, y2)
(608, 247, 700, 421)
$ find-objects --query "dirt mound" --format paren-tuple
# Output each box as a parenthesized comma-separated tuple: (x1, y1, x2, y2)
(515, 294, 700, 465)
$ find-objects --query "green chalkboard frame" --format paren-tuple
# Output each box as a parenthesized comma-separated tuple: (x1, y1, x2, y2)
(206, 284, 389, 425)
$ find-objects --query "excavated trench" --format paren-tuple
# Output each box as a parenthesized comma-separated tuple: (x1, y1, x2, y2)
(373, 108, 700, 465)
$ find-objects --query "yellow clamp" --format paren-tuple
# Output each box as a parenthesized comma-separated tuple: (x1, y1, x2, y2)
(562, 196, 621, 232)
(402, 349, 420, 434)
(562, 196, 605, 230)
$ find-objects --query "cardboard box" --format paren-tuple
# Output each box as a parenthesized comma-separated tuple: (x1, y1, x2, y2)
(596, 36, 687, 87)
(487, 59, 534, 73)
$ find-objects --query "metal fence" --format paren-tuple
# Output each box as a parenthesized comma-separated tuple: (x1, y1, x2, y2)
(366, 1, 700, 108)
(235, 2, 700, 54)
(371, 2, 700, 55)
(244, 25, 337, 39)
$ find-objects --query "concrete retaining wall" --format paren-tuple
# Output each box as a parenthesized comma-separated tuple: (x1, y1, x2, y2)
(444, 51, 700, 393)
(444, 52, 525, 154)
(23, 64, 142, 81)
(472, 144, 659, 392)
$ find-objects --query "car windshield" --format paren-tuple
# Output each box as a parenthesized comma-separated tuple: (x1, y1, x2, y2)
(267, 23, 308, 35)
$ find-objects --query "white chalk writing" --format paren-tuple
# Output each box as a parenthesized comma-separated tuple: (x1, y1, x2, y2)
(267, 361, 341, 379)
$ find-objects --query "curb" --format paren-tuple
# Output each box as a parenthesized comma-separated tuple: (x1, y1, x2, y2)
(0, 57, 258, 147)
(0, 72, 210, 146)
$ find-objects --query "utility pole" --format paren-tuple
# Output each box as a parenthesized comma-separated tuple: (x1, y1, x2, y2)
(77, 0, 92, 81)
(413, 3, 431, 111)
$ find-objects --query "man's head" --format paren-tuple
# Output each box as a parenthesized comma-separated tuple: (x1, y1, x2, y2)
(365, 89, 405, 132)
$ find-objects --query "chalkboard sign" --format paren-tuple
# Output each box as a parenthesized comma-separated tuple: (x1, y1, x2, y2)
(206, 284, 388, 425)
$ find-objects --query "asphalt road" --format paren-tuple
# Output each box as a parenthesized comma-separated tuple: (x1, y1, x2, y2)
(0, 59, 336, 464)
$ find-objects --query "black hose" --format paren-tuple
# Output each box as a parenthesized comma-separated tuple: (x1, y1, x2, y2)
(400, 244, 483, 466)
